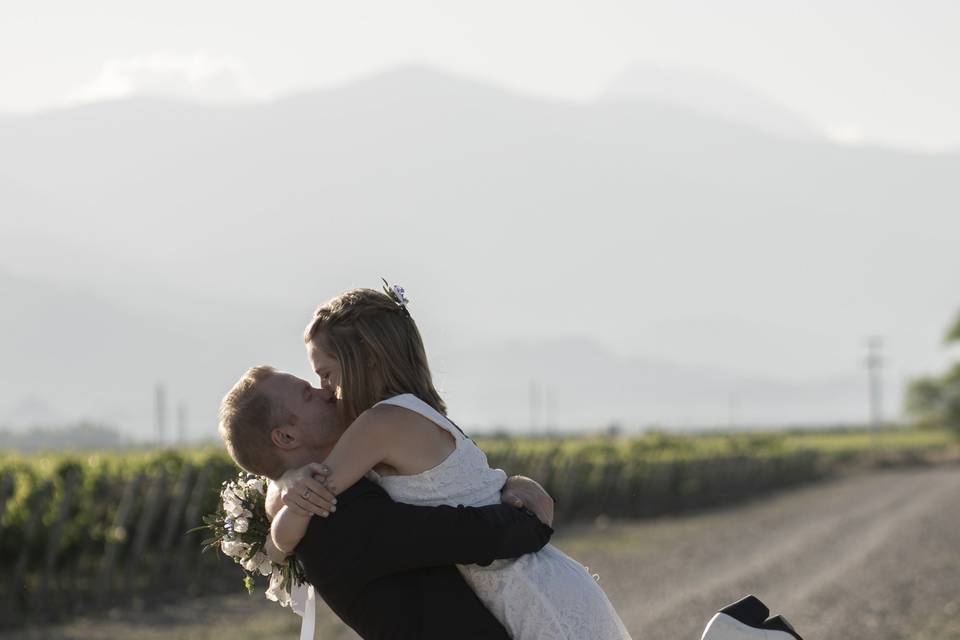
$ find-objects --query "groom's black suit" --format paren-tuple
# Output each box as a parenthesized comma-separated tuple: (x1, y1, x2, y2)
(295, 477, 553, 639)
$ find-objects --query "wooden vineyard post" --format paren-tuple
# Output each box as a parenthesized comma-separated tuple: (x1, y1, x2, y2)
(11, 481, 53, 618)
(177, 464, 212, 590)
(551, 457, 576, 524)
(153, 464, 194, 589)
(69, 473, 111, 615)
(0, 473, 18, 620)
(0, 473, 17, 622)
(597, 460, 624, 518)
(97, 473, 143, 605)
(536, 449, 562, 501)
(0, 472, 15, 551)
(39, 468, 80, 616)
(125, 471, 167, 600)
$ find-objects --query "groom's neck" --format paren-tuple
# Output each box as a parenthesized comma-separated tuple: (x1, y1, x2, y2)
(283, 444, 334, 470)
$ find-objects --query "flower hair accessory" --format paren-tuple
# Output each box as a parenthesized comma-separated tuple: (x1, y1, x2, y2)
(381, 277, 411, 317)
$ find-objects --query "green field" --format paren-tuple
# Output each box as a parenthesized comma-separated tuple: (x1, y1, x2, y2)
(1, 424, 951, 469)
(478, 424, 955, 461)
(0, 425, 954, 627)
(473, 427, 954, 490)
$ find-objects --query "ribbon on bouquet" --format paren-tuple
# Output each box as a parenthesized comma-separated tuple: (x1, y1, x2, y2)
(291, 582, 318, 640)
(301, 585, 317, 640)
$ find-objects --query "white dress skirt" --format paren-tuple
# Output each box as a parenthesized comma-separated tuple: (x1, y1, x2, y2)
(363, 394, 634, 640)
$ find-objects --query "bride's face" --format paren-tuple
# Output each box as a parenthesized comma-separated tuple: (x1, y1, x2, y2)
(307, 341, 342, 396)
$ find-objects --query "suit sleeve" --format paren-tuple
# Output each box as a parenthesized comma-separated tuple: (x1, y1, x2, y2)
(369, 496, 554, 573)
(297, 480, 553, 588)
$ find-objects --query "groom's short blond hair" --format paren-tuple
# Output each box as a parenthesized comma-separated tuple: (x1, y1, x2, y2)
(218, 365, 287, 479)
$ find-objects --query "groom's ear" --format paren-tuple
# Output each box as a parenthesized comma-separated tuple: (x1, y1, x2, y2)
(270, 420, 300, 450)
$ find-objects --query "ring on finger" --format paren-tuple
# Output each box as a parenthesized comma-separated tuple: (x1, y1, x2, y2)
(302, 489, 311, 500)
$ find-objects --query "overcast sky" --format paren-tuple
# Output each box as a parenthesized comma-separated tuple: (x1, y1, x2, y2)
(2, 0, 958, 151)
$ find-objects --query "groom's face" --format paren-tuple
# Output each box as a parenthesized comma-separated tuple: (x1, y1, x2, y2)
(260, 372, 343, 448)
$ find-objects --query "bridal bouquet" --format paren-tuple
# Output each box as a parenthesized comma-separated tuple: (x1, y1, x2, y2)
(194, 473, 306, 606)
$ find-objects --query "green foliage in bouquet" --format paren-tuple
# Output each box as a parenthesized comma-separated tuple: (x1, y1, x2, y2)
(192, 473, 306, 605)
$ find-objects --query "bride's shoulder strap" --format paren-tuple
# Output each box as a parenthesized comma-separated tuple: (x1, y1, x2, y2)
(375, 394, 471, 441)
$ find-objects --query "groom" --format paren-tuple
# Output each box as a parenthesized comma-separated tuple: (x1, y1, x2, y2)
(219, 366, 556, 640)
(219, 366, 802, 640)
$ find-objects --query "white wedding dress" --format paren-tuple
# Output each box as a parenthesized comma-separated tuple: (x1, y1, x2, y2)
(364, 393, 633, 640)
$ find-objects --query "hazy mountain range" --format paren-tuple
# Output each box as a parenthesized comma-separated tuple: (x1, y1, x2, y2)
(1, 65, 957, 441)
(601, 63, 819, 140)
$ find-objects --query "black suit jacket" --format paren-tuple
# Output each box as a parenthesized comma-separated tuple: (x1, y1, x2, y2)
(294, 478, 553, 639)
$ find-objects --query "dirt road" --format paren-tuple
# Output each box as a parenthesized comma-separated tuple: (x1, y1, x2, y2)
(8, 466, 960, 639)
(568, 465, 960, 639)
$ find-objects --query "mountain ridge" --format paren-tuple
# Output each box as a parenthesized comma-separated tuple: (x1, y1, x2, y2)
(1, 64, 955, 437)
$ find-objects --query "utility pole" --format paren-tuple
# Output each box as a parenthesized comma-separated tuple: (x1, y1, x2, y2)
(864, 337, 884, 449)
(154, 384, 167, 447)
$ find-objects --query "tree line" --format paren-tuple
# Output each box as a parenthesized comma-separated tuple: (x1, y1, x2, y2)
(907, 310, 960, 435)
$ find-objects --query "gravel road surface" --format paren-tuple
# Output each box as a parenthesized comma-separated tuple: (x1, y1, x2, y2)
(568, 465, 960, 639)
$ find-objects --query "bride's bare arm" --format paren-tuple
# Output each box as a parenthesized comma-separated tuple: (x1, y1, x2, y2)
(313, 410, 398, 495)
(264, 482, 298, 560)
(277, 405, 452, 515)
(271, 505, 313, 554)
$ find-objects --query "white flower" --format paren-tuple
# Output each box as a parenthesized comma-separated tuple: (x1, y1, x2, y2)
(265, 568, 291, 607)
(224, 497, 250, 519)
(258, 558, 274, 576)
(221, 483, 241, 502)
(222, 495, 241, 517)
(221, 538, 249, 559)
(234, 517, 249, 533)
(391, 284, 409, 305)
(242, 551, 272, 576)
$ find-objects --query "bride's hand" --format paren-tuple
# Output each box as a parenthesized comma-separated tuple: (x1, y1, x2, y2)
(277, 463, 337, 517)
(501, 475, 555, 526)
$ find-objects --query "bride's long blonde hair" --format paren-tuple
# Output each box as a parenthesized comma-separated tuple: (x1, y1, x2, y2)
(304, 288, 446, 425)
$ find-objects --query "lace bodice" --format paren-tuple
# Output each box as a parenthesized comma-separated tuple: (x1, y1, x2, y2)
(369, 394, 507, 508)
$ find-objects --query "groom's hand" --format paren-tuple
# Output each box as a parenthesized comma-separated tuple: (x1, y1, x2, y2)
(501, 475, 554, 526)
(277, 463, 337, 517)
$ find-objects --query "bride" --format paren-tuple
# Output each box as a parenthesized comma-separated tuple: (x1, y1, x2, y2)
(270, 285, 632, 639)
